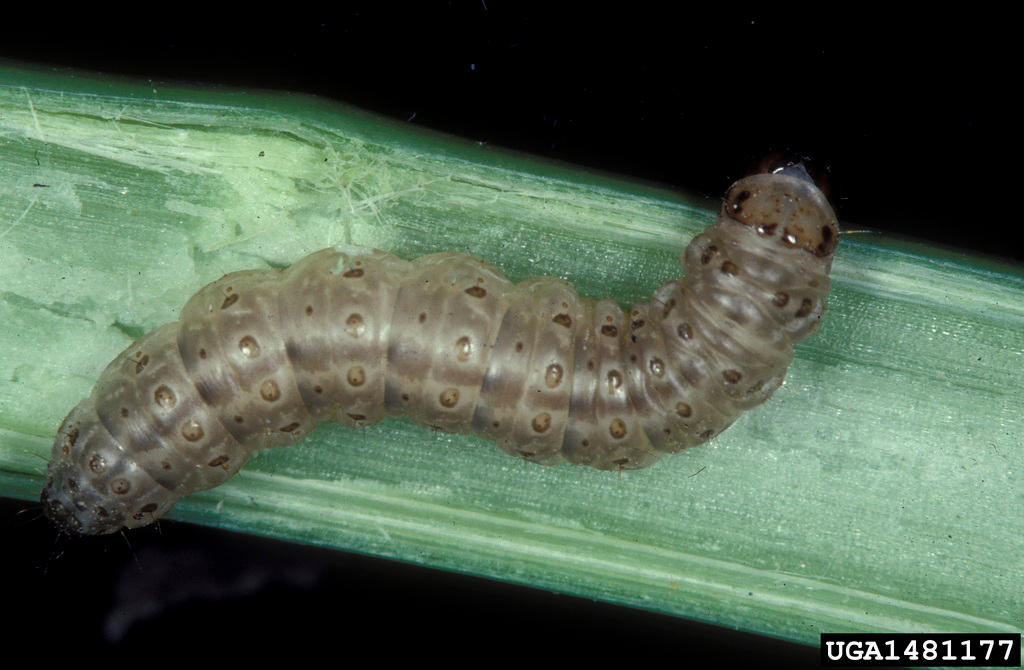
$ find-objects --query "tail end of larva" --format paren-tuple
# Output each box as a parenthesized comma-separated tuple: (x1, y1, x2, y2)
(42, 399, 178, 536)
(40, 469, 85, 536)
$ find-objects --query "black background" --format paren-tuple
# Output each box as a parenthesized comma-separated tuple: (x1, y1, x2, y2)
(1, 5, 1016, 260)
(0, 4, 1010, 665)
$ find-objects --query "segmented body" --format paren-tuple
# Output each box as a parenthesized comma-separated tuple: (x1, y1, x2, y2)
(42, 167, 838, 535)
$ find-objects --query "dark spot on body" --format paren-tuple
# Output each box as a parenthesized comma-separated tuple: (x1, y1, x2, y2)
(817, 224, 838, 256)
(154, 385, 176, 408)
(545, 364, 564, 388)
(531, 413, 551, 433)
(239, 335, 260, 358)
(181, 420, 204, 442)
(260, 379, 281, 401)
(88, 454, 106, 474)
(730, 189, 751, 213)
(63, 428, 79, 453)
(455, 336, 472, 362)
(439, 388, 459, 408)
(345, 313, 365, 338)
(347, 367, 366, 387)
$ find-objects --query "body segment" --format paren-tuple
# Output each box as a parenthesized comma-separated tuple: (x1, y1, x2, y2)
(42, 167, 838, 534)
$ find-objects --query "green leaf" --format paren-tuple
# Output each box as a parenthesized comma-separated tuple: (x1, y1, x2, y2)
(2, 63, 1021, 652)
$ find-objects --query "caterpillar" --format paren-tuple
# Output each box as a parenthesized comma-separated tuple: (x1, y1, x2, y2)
(41, 163, 838, 535)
